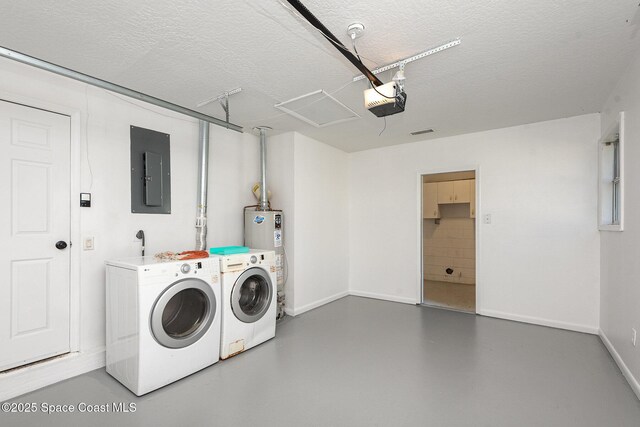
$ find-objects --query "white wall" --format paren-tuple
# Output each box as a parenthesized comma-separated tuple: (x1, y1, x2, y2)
(268, 132, 350, 315)
(207, 126, 261, 247)
(292, 133, 349, 314)
(266, 132, 296, 313)
(0, 57, 259, 397)
(349, 114, 601, 333)
(600, 48, 640, 398)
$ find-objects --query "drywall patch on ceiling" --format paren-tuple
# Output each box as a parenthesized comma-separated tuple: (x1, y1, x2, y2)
(275, 89, 360, 127)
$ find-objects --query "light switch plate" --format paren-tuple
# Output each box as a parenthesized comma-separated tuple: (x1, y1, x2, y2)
(83, 237, 95, 251)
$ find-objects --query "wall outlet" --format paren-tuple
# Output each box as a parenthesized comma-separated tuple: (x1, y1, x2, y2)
(632, 328, 637, 347)
(482, 214, 492, 224)
(83, 237, 95, 251)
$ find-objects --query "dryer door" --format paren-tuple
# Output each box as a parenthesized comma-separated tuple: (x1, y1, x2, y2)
(150, 278, 216, 349)
(231, 267, 273, 323)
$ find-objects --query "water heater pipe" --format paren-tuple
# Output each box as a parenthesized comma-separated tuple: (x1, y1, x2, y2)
(256, 126, 271, 211)
(195, 120, 209, 250)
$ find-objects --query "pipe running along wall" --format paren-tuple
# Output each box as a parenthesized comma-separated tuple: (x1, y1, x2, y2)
(195, 120, 209, 250)
(0, 46, 242, 132)
(257, 127, 270, 211)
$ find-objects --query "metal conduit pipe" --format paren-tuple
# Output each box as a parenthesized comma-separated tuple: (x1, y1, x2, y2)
(256, 127, 271, 211)
(195, 120, 210, 250)
(0, 47, 243, 133)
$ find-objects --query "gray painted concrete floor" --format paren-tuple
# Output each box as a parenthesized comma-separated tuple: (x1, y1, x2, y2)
(2, 296, 639, 427)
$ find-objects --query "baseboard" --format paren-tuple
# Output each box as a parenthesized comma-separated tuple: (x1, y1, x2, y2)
(599, 329, 640, 401)
(478, 309, 598, 334)
(289, 290, 349, 316)
(0, 348, 105, 402)
(349, 290, 416, 305)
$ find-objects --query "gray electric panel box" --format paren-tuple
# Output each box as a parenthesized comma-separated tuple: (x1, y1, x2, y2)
(130, 126, 171, 214)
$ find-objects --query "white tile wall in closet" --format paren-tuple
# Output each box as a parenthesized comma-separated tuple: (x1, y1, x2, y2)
(423, 205, 475, 284)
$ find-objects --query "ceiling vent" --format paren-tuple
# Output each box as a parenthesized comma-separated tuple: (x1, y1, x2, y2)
(411, 129, 434, 136)
(274, 90, 360, 128)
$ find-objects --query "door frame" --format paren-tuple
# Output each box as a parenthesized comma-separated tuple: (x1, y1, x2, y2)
(0, 90, 83, 354)
(416, 166, 481, 313)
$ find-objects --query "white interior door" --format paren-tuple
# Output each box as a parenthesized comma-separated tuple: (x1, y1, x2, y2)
(0, 100, 71, 372)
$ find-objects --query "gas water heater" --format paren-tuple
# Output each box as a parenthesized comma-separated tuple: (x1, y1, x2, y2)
(244, 209, 284, 319)
(244, 126, 285, 319)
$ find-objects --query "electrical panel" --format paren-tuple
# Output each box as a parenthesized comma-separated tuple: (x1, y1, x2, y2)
(130, 126, 171, 214)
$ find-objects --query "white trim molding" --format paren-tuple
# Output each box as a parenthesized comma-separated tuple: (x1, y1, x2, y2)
(349, 290, 416, 305)
(0, 348, 105, 402)
(599, 329, 640, 401)
(288, 291, 350, 317)
(287, 291, 414, 317)
(478, 309, 599, 335)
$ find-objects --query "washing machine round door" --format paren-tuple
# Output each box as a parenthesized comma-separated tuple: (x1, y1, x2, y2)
(150, 278, 216, 349)
(231, 267, 273, 323)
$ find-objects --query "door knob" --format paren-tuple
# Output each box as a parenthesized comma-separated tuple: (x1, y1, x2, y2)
(55, 241, 68, 250)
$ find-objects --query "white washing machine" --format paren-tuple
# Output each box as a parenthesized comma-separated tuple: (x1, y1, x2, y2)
(105, 256, 221, 396)
(219, 250, 277, 359)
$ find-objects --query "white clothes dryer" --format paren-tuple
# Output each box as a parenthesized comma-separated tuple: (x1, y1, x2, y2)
(105, 256, 221, 396)
(219, 250, 277, 359)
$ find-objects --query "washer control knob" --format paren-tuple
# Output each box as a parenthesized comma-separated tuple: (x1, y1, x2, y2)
(250, 255, 258, 264)
(180, 263, 191, 274)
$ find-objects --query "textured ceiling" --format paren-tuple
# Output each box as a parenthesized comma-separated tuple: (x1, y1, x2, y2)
(1, 0, 639, 152)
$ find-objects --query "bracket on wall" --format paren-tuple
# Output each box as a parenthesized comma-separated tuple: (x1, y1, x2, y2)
(220, 96, 229, 123)
(196, 88, 242, 127)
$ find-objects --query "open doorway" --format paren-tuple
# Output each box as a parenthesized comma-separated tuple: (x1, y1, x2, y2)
(421, 170, 476, 312)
